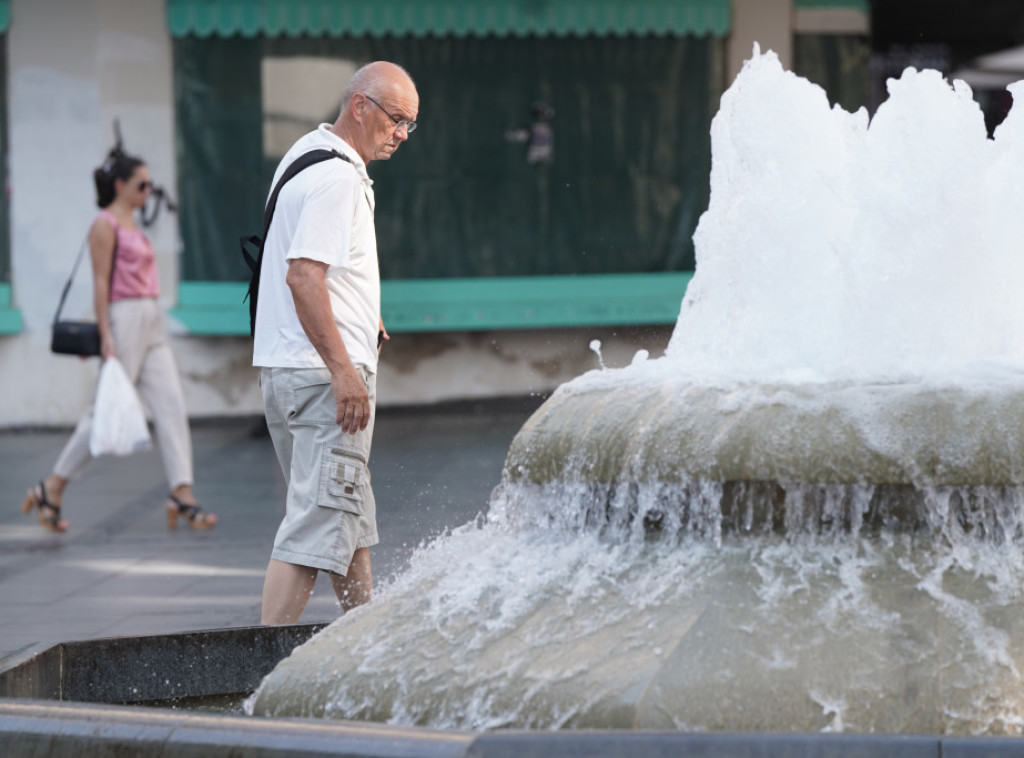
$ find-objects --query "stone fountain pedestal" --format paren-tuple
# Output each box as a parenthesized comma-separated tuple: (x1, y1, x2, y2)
(506, 374, 1024, 490)
(249, 375, 1024, 736)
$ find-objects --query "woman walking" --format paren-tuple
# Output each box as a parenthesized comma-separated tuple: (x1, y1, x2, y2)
(22, 149, 217, 532)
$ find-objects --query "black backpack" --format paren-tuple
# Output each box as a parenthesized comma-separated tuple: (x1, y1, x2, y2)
(240, 148, 352, 337)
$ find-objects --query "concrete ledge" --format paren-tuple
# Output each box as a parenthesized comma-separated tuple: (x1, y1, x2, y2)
(4, 625, 1024, 757)
(0, 623, 326, 704)
(467, 731, 940, 757)
(6, 702, 1024, 758)
(0, 700, 471, 758)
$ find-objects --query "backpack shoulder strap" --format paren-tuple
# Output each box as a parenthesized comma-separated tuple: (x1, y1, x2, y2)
(261, 149, 351, 253)
(241, 148, 353, 336)
(241, 148, 351, 275)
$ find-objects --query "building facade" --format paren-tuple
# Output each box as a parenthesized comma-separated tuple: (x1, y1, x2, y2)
(0, 0, 868, 426)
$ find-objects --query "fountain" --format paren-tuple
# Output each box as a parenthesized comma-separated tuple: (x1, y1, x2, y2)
(248, 48, 1024, 735)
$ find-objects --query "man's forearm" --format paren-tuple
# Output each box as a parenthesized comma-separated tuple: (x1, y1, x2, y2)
(287, 260, 357, 376)
(287, 259, 370, 431)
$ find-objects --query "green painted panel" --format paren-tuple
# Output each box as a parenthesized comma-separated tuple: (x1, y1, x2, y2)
(166, 0, 731, 38)
(0, 2, 8, 34)
(0, 283, 22, 335)
(170, 273, 691, 336)
(174, 36, 264, 282)
(384, 273, 691, 331)
(172, 281, 250, 335)
(0, 309, 21, 334)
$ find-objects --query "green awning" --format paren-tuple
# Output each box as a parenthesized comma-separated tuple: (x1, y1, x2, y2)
(166, 0, 730, 38)
(793, 0, 868, 11)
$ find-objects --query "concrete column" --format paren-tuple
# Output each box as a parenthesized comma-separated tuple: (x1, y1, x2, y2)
(728, 0, 792, 83)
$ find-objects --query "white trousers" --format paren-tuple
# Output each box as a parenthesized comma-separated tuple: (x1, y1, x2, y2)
(53, 298, 193, 489)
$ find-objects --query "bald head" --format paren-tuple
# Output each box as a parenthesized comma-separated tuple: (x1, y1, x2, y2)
(341, 61, 416, 113)
(334, 61, 419, 164)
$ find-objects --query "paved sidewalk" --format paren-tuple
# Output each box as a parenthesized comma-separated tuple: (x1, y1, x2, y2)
(0, 398, 541, 662)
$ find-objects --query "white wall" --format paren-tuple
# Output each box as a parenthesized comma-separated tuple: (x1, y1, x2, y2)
(4, 0, 182, 426)
(0, 0, 678, 428)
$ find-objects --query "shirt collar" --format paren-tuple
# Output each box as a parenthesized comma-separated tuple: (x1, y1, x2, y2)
(318, 124, 374, 188)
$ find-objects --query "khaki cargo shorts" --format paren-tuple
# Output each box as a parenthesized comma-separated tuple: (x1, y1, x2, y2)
(261, 366, 378, 576)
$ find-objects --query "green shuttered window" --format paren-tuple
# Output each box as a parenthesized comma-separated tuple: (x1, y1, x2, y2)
(168, 2, 728, 333)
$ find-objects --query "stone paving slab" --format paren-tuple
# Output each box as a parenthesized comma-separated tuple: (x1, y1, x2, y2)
(0, 399, 540, 661)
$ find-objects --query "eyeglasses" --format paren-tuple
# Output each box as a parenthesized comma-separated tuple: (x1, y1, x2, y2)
(136, 180, 152, 192)
(362, 93, 417, 135)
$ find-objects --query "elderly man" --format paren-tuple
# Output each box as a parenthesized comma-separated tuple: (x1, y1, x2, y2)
(254, 61, 419, 624)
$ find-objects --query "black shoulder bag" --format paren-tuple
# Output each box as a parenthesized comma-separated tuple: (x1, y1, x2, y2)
(240, 148, 351, 337)
(51, 231, 118, 357)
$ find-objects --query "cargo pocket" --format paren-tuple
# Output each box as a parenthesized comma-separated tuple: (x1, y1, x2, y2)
(319, 446, 366, 515)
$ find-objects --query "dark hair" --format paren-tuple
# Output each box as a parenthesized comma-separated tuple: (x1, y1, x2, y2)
(93, 150, 144, 208)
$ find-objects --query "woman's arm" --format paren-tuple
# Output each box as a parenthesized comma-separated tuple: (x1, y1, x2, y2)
(89, 218, 117, 359)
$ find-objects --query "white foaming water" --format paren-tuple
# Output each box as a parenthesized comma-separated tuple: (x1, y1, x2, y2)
(252, 510, 1024, 732)
(667, 45, 1024, 384)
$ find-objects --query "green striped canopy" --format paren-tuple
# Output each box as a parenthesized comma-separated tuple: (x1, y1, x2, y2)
(166, 0, 731, 38)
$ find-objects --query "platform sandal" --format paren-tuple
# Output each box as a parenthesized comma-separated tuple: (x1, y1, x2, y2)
(166, 493, 218, 530)
(21, 481, 68, 532)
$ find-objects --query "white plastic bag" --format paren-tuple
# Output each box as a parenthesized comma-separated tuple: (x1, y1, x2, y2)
(89, 357, 152, 457)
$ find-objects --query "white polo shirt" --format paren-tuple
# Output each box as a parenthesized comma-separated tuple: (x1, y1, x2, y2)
(253, 125, 379, 372)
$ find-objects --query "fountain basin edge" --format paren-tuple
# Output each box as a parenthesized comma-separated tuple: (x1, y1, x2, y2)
(2, 619, 1024, 754)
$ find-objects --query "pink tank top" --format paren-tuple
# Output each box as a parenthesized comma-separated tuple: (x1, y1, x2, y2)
(100, 210, 160, 301)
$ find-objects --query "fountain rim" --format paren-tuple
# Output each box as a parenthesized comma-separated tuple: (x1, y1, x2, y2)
(4, 695, 1022, 757)
(2, 613, 1023, 754)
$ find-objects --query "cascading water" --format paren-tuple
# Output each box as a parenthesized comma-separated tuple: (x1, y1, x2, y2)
(248, 48, 1024, 735)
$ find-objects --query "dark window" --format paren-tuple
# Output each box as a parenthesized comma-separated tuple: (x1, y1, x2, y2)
(173, 35, 720, 282)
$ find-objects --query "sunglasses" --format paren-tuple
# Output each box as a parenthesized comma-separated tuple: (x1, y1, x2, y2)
(136, 180, 152, 192)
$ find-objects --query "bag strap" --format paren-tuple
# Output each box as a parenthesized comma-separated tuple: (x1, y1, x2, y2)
(53, 222, 119, 324)
(241, 147, 352, 336)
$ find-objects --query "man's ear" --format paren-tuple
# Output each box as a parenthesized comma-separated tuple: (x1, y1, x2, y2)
(349, 93, 367, 125)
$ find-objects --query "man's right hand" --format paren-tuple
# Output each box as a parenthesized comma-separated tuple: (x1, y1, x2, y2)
(331, 367, 370, 433)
